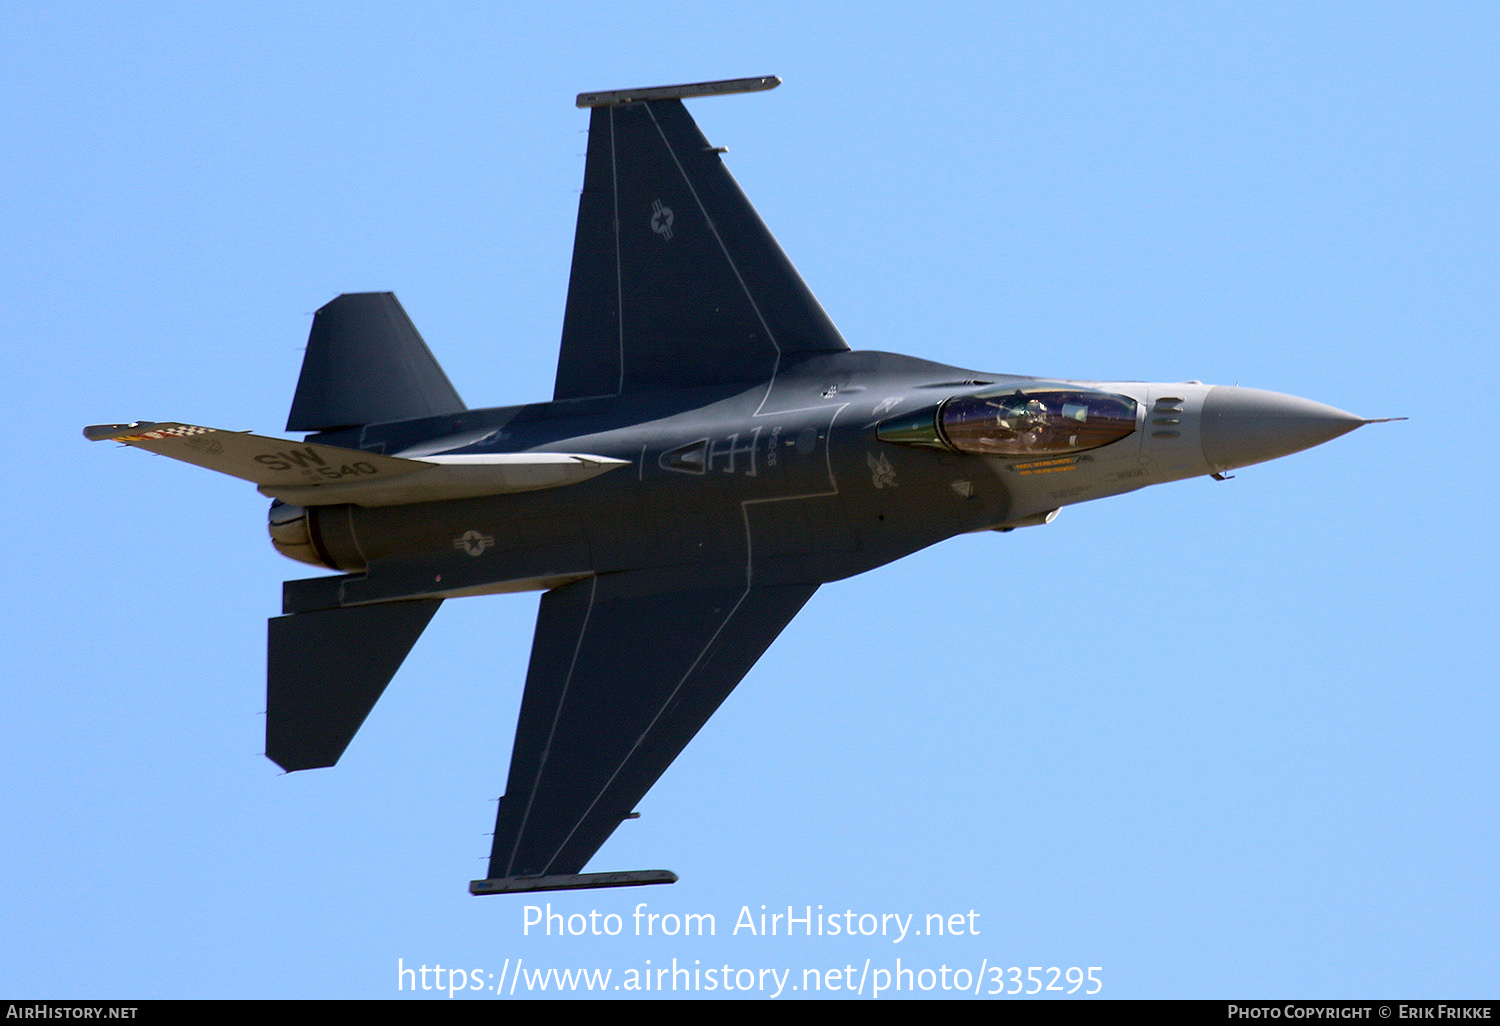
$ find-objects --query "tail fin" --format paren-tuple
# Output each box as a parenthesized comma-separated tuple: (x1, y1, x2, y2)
(286, 293, 466, 433)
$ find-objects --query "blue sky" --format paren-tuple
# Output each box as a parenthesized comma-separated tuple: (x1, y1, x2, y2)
(2, 2, 1495, 999)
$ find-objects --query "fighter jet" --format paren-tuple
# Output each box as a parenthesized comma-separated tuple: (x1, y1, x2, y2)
(86, 77, 1389, 895)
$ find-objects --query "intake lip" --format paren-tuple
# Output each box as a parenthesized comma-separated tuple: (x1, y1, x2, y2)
(1200, 386, 1364, 472)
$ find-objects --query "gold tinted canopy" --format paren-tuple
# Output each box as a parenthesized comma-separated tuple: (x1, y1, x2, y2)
(879, 388, 1139, 458)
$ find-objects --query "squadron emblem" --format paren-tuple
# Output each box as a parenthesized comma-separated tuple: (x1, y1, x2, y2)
(867, 451, 897, 489)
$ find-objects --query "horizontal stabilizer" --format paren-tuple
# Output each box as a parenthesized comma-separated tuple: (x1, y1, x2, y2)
(469, 870, 677, 895)
(267, 599, 442, 771)
(84, 421, 626, 506)
(287, 292, 465, 433)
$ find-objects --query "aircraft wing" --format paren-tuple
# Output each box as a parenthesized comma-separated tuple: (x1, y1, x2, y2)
(481, 569, 817, 884)
(553, 85, 848, 400)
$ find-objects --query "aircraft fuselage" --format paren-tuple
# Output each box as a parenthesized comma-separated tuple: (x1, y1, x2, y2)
(94, 77, 1375, 893)
(277, 349, 1352, 617)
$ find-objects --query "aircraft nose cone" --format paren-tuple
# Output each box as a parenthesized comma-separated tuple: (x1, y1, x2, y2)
(1200, 386, 1364, 472)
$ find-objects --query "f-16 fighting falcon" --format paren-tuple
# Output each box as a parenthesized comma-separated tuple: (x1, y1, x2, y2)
(86, 77, 1392, 895)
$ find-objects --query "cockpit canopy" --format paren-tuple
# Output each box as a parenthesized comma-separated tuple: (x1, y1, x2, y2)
(878, 387, 1139, 458)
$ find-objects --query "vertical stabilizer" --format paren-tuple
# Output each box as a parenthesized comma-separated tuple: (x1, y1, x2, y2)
(287, 293, 466, 433)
